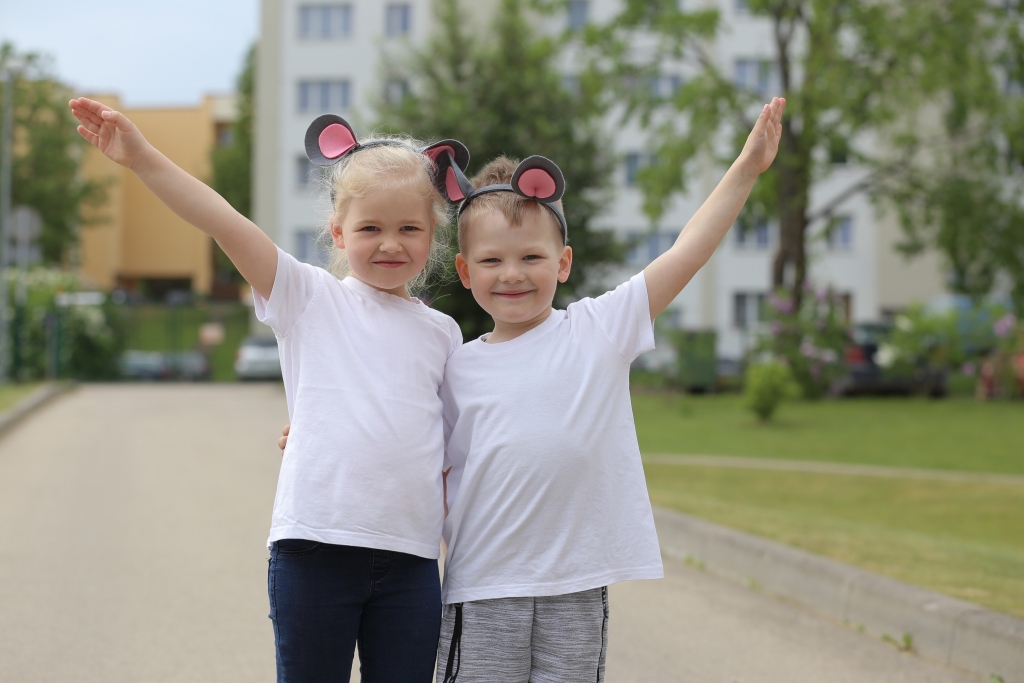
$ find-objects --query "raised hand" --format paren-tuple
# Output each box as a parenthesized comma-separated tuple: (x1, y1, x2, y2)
(69, 97, 151, 170)
(740, 96, 786, 176)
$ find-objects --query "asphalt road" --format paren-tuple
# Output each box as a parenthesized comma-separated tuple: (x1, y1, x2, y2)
(0, 385, 979, 682)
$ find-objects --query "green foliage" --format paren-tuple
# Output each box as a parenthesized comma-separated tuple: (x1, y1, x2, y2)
(377, 0, 620, 338)
(754, 286, 851, 399)
(582, 0, 1020, 303)
(0, 44, 107, 264)
(7, 269, 123, 381)
(210, 44, 256, 284)
(743, 360, 798, 421)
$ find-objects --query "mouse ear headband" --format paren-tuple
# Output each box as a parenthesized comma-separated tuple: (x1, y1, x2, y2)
(304, 113, 471, 202)
(455, 156, 568, 244)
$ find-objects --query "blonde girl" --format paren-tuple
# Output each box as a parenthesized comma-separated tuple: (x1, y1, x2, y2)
(70, 99, 470, 683)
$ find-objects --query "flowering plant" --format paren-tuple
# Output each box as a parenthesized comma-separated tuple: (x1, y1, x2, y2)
(753, 285, 851, 399)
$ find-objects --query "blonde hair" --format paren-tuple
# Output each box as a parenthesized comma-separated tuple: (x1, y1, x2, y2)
(317, 134, 452, 292)
(457, 156, 565, 253)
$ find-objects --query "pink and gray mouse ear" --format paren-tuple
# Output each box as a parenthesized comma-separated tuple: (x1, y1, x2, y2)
(511, 156, 565, 203)
(421, 139, 473, 202)
(305, 114, 360, 166)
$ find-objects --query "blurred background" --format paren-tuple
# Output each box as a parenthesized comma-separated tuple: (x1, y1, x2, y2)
(0, 0, 1022, 680)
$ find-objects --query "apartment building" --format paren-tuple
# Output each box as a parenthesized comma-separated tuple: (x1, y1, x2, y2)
(79, 94, 237, 298)
(254, 0, 948, 358)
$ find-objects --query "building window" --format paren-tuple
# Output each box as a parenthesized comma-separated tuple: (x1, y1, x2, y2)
(215, 123, 234, 148)
(734, 59, 776, 96)
(733, 292, 767, 329)
(299, 4, 353, 39)
(385, 4, 412, 37)
(297, 157, 318, 189)
(298, 80, 352, 113)
(296, 230, 327, 266)
(626, 230, 678, 265)
(383, 79, 409, 105)
(624, 152, 657, 186)
(827, 216, 853, 250)
(734, 0, 749, 14)
(735, 220, 771, 249)
(568, 1, 590, 30)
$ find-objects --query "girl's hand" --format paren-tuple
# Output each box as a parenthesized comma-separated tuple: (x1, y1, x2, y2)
(278, 424, 290, 452)
(739, 97, 786, 176)
(69, 97, 151, 170)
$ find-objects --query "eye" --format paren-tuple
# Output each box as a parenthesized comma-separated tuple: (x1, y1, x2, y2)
(481, 257, 500, 264)
(524, 254, 542, 261)
(360, 225, 380, 232)
(401, 225, 422, 232)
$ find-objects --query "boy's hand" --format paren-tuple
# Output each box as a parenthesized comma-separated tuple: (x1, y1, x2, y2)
(278, 424, 290, 452)
(738, 97, 786, 176)
(69, 97, 151, 170)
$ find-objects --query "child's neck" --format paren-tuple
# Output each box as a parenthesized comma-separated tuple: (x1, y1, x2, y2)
(486, 308, 555, 344)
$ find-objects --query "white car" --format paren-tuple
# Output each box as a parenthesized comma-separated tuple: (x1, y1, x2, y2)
(234, 337, 282, 380)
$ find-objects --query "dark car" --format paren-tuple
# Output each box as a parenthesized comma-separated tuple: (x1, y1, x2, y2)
(833, 323, 947, 397)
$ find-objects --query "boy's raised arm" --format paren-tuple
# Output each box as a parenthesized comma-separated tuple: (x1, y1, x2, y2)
(644, 97, 786, 320)
(70, 97, 278, 300)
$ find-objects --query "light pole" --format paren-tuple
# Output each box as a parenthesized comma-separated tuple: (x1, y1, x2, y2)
(0, 59, 23, 384)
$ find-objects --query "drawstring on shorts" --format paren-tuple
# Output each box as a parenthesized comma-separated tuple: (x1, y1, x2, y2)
(442, 603, 463, 683)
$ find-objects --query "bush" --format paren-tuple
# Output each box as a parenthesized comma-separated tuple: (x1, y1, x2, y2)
(754, 285, 851, 399)
(743, 360, 798, 421)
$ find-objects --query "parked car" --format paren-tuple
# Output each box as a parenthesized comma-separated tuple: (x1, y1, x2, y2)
(120, 350, 210, 381)
(833, 323, 947, 397)
(235, 336, 282, 381)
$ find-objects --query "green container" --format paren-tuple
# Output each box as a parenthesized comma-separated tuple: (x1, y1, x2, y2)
(670, 330, 717, 392)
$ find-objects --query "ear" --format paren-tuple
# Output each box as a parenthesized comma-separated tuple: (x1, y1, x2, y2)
(330, 219, 345, 250)
(511, 156, 565, 203)
(455, 253, 472, 289)
(422, 140, 473, 202)
(305, 114, 359, 166)
(557, 246, 573, 283)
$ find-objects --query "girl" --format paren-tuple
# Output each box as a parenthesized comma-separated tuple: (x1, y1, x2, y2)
(70, 99, 468, 683)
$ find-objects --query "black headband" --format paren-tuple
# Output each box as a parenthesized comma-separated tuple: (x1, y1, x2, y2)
(304, 113, 471, 202)
(453, 156, 568, 244)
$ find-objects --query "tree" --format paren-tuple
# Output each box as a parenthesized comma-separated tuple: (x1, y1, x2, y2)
(377, 0, 621, 338)
(584, 0, 1017, 309)
(0, 43, 106, 264)
(210, 44, 256, 286)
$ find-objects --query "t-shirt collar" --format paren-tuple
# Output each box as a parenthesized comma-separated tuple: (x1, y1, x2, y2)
(475, 309, 565, 353)
(342, 276, 426, 312)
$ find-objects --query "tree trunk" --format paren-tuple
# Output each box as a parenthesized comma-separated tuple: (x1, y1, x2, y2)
(772, 117, 810, 307)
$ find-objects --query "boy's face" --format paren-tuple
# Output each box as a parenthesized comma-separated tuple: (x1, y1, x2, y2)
(331, 186, 434, 298)
(455, 208, 572, 329)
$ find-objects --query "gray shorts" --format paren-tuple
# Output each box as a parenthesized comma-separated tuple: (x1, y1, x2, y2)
(436, 587, 609, 683)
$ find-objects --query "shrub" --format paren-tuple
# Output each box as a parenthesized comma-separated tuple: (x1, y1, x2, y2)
(744, 360, 798, 421)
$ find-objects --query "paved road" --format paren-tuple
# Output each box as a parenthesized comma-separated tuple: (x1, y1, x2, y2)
(0, 385, 979, 682)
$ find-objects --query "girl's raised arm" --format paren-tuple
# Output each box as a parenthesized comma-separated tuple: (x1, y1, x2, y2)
(70, 97, 278, 300)
(644, 97, 786, 320)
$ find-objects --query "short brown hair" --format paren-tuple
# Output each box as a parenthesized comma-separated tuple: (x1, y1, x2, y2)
(457, 156, 564, 253)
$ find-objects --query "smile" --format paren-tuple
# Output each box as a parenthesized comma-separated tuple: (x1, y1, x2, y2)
(493, 290, 532, 299)
(372, 261, 409, 268)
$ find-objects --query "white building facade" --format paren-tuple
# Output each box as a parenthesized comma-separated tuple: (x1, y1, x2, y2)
(254, 0, 948, 359)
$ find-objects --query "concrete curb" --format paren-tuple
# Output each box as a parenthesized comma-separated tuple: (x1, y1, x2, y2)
(654, 506, 1024, 682)
(0, 382, 75, 439)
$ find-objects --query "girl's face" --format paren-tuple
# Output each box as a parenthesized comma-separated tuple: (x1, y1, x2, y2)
(331, 186, 435, 299)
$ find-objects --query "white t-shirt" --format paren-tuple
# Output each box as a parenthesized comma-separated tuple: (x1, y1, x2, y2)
(440, 272, 663, 604)
(255, 248, 462, 558)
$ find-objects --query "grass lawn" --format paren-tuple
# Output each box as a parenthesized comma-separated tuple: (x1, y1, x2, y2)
(632, 391, 1024, 618)
(122, 304, 251, 381)
(632, 392, 1024, 474)
(0, 382, 44, 413)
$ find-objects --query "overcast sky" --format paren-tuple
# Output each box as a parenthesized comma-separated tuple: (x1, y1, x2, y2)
(0, 0, 260, 107)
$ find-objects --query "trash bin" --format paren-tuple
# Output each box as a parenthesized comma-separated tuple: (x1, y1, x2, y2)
(670, 330, 717, 393)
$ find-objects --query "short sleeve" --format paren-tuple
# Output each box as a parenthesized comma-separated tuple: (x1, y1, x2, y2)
(573, 271, 655, 363)
(253, 247, 323, 336)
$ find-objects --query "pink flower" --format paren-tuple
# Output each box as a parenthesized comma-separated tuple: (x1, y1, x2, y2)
(800, 341, 818, 359)
(961, 362, 976, 376)
(994, 314, 1016, 339)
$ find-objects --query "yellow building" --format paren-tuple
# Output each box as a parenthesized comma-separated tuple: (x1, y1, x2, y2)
(78, 94, 237, 298)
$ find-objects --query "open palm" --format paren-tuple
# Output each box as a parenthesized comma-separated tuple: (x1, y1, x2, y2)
(742, 97, 786, 175)
(69, 97, 148, 169)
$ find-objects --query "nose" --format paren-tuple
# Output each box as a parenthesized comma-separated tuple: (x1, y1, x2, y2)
(378, 236, 402, 253)
(499, 263, 525, 284)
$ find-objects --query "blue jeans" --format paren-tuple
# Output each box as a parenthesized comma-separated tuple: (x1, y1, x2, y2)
(268, 540, 441, 683)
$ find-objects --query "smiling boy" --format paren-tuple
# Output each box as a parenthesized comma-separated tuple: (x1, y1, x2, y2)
(436, 98, 786, 683)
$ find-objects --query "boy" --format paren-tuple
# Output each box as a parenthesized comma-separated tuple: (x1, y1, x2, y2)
(436, 98, 785, 683)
